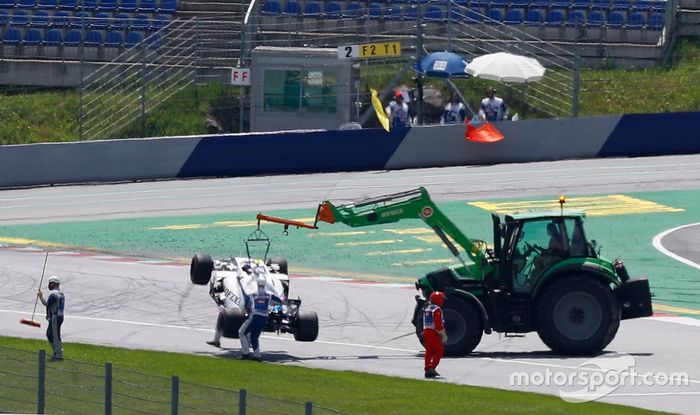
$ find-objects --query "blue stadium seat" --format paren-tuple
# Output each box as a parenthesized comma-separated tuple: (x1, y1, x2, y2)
(111, 12, 129, 29)
(486, 8, 503, 24)
(124, 30, 142, 47)
(139, 0, 156, 12)
(282, 0, 300, 16)
(524, 8, 543, 25)
(57, 0, 76, 9)
(261, 0, 281, 15)
(16, 0, 36, 9)
(367, 2, 382, 20)
(119, 0, 137, 12)
(70, 11, 91, 29)
(31, 10, 51, 27)
(157, 0, 177, 14)
(84, 29, 102, 46)
(303, 0, 321, 17)
(324, 1, 341, 19)
(63, 28, 82, 45)
(3, 27, 21, 44)
(82, 0, 98, 10)
(545, 9, 565, 26)
(529, 0, 551, 8)
(100, 0, 117, 11)
(44, 27, 62, 45)
(648, 11, 663, 30)
(607, 10, 625, 26)
(156, 0, 177, 14)
(587, 9, 605, 25)
(567, 9, 586, 26)
(572, 0, 593, 10)
(23, 27, 42, 44)
(403, 5, 418, 20)
(385, 5, 402, 20)
(37, 0, 57, 8)
(131, 13, 150, 31)
(505, 8, 524, 24)
(51, 10, 70, 27)
(150, 13, 169, 30)
(104, 29, 122, 46)
(10, 10, 30, 26)
(424, 4, 444, 22)
(0, 9, 8, 24)
(343, 1, 363, 18)
(627, 10, 645, 28)
(92, 11, 110, 29)
(0, 0, 14, 9)
(611, 0, 631, 11)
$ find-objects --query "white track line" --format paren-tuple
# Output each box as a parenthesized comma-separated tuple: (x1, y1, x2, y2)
(652, 223, 700, 271)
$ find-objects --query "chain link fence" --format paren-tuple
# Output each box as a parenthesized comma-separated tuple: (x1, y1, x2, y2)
(0, 346, 348, 415)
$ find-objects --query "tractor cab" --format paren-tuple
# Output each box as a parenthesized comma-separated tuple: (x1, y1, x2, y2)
(500, 211, 592, 293)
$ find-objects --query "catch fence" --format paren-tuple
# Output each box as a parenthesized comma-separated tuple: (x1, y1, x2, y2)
(0, 346, 347, 415)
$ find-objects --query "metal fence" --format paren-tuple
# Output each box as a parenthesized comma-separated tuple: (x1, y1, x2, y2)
(0, 346, 348, 415)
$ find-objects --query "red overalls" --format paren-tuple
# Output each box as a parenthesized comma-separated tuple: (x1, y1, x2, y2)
(422, 304, 444, 372)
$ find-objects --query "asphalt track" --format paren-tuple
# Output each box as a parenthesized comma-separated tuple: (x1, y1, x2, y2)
(1, 154, 700, 414)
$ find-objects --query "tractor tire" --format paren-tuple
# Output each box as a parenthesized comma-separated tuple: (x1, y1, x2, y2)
(442, 296, 484, 356)
(220, 308, 246, 338)
(190, 253, 213, 285)
(266, 257, 288, 275)
(536, 275, 621, 355)
(294, 310, 319, 342)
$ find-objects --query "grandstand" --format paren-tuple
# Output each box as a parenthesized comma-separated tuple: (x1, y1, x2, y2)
(0, 0, 695, 139)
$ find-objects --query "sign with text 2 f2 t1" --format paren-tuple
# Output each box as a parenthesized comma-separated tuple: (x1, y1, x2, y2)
(338, 42, 402, 59)
(231, 68, 250, 85)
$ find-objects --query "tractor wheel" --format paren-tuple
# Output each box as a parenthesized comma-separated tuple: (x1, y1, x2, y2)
(536, 275, 621, 355)
(442, 296, 484, 356)
(190, 254, 213, 285)
(266, 257, 288, 275)
(294, 310, 319, 342)
(221, 308, 246, 338)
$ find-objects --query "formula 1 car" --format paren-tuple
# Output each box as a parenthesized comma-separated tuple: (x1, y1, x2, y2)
(189, 229, 319, 342)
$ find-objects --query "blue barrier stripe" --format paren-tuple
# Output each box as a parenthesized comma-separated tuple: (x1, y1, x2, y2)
(599, 112, 700, 157)
(177, 127, 411, 178)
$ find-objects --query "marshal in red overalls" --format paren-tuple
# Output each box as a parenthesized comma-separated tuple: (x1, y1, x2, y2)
(422, 291, 447, 378)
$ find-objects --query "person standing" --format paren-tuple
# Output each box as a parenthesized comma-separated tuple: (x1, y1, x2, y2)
(478, 86, 509, 122)
(385, 92, 411, 128)
(239, 269, 280, 361)
(422, 291, 447, 378)
(38, 275, 65, 360)
(441, 93, 467, 124)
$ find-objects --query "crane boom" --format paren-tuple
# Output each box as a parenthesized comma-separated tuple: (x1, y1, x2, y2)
(315, 187, 487, 268)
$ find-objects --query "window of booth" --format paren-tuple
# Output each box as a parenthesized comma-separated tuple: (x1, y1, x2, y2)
(263, 69, 337, 113)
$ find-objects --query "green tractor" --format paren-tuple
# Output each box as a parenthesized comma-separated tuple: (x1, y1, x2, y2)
(313, 187, 653, 356)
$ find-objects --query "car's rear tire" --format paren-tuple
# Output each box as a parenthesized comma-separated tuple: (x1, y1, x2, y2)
(221, 308, 246, 338)
(190, 253, 213, 285)
(294, 310, 319, 342)
(536, 275, 621, 355)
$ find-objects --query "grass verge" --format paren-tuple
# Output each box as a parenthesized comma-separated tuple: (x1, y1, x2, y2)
(0, 336, 672, 415)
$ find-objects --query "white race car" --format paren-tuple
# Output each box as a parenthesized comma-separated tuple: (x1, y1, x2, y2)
(190, 253, 319, 342)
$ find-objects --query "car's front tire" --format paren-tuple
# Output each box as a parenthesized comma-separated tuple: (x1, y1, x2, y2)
(190, 253, 213, 285)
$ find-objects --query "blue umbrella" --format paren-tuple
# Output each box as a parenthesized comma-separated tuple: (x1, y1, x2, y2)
(413, 51, 471, 79)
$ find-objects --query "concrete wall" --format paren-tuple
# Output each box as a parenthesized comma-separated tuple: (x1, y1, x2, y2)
(1, 112, 699, 188)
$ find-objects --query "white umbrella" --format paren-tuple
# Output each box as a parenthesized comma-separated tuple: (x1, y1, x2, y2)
(466, 52, 546, 83)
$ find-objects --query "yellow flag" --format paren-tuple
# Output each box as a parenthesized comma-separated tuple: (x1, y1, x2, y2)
(370, 88, 390, 132)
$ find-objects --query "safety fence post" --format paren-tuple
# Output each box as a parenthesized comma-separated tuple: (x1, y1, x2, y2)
(105, 363, 112, 415)
(305, 401, 313, 415)
(238, 389, 247, 415)
(37, 350, 45, 414)
(171, 376, 179, 415)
